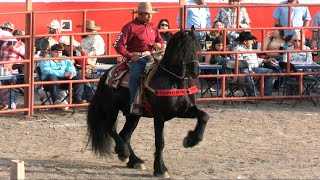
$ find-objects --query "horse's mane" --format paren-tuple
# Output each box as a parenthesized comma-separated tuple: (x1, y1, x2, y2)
(160, 28, 201, 73)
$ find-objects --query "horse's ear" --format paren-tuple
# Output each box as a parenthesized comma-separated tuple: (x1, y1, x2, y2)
(191, 25, 195, 35)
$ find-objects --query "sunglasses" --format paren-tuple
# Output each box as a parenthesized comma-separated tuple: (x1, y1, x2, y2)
(161, 24, 169, 27)
(293, 39, 301, 42)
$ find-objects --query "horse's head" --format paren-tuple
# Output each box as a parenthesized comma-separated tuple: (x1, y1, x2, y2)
(161, 26, 201, 79)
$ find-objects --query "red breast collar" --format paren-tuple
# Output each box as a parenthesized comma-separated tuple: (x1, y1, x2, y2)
(156, 86, 198, 97)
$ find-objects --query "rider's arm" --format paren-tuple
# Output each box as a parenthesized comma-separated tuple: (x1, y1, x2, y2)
(113, 24, 133, 60)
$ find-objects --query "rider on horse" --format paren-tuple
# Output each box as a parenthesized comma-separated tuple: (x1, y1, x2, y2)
(113, 1, 165, 115)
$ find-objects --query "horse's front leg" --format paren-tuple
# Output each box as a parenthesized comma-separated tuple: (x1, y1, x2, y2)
(182, 106, 209, 148)
(153, 115, 170, 178)
(119, 114, 146, 170)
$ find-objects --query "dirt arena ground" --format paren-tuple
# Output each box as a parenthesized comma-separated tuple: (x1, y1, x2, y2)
(0, 100, 320, 179)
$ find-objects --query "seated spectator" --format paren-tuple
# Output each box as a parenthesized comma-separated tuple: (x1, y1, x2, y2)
(206, 20, 231, 50)
(284, 34, 313, 64)
(11, 29, 26, 75)
(0, 79, 19, 110)
(46, 20, 61, 47)
(0, 22, 14, 49)
(59, 36, 95, 102)
(205, 37, 230, 74)
(78, 19, 105, 65)
(232, 32, 275, 96)
(38, 44, 86, 105)
(158, 19, 172, 43)
(0, 38, 24, 73)
(263, 24, 285, 60)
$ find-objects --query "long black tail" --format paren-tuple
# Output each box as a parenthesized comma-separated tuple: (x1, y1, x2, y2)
(87, 72, 114, 156)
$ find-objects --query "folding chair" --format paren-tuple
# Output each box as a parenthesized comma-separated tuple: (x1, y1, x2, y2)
(279, 62, 318, 106)
(35, 66, 69, 105)
(225, 60, 257, 104)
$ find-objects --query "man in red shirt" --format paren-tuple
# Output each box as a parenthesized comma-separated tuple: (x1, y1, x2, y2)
(113, 1, 164, 115)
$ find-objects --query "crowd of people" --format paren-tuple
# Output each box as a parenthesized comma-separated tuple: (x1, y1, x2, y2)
(0, 0, 319, 112)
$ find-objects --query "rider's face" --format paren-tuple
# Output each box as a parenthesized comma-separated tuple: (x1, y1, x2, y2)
(138, 12, 152, 24)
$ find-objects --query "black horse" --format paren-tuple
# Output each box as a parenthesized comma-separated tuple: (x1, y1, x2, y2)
(87, 27, 209, 178)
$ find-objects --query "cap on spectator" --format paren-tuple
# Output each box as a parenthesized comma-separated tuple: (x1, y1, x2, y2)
(59, 35, 80, 46)
(47, 20, 60, 29)
(0, 22, 14, 30)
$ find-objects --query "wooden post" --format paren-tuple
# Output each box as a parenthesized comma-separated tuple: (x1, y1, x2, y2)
(10, 160, 25, 180)
(25, 0, 33, 115)
(179, 0, 185, 29)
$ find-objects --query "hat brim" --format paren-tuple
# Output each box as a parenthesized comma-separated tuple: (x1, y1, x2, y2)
(235, 35, 257, 42)
(132, 8, 158, 14)
(0, 26, 14, 30)
(77, 25, 101, 31)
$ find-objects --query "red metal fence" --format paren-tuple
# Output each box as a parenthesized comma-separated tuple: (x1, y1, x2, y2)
(0, 3, 319, 115)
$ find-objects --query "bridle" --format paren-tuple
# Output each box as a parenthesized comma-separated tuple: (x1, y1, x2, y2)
(160, 59, 199, 80)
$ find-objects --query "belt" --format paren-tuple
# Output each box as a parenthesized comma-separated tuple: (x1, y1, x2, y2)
(132, 51, 151, 57)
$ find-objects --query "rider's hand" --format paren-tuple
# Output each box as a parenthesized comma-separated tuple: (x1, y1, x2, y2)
(154, 43, 162, 50)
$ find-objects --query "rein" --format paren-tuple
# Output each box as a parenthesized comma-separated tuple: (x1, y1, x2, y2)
(160, 60, 199, 80)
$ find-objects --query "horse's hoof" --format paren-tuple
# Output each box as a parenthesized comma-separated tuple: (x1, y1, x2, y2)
(183, 137, 189, 148)
(118, 156, 129, 163)
(155, 172, 170, 179)
(133, 163, 146, 170)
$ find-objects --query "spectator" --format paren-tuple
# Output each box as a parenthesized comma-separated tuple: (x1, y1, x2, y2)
(158, 19, 172, 43)
(284, 34, 312, 63)
(312, 11, 320, 62)
(176, 0, 211, 49)
(11, 29, 26, 74)
(59, 36, 95, 102)
(214, 0, 251, 45)
(232, 32, 275, 96)
(0, 22, 14, 34)
(263, 24, 285, 60)
(206, 20, 231, 49)
(272, 0, 311, 38)
(205, 37, 230, 65)
(79, 19, 105, 65)
(0, 38, 24, 72)
(113, 1, 164, 114)
(38, 44, 86, 105)
(0, 22, 15, 49)
(0, 81, 18, 110)
(46, 20, 61, 47)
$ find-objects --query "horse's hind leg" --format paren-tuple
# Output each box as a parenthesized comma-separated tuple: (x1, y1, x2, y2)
(182, 106, 209, 148)
(119, 115, 146, 170)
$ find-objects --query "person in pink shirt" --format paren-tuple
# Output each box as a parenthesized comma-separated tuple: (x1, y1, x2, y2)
(113, 1, 164, 114)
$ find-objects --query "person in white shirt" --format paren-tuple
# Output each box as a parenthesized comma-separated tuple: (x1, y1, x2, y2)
(79, 19, 105, 65)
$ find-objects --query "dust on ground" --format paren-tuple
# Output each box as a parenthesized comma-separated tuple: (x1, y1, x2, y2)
(0, 100, 320, 179)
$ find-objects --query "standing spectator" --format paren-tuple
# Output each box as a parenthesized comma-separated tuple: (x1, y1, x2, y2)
(158, 19, 172, 43)
(232, 32, 276, 96)
(79, 19, 105, 65)
(312, 11, 320, 62)
(263, 24, 285, 60)
(113, 1, 164, 114)
(214, 0, 251, 45)
(176, 0, 211, 49)
(38, 44, 86, 105)
(272, 0, 311, 38)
